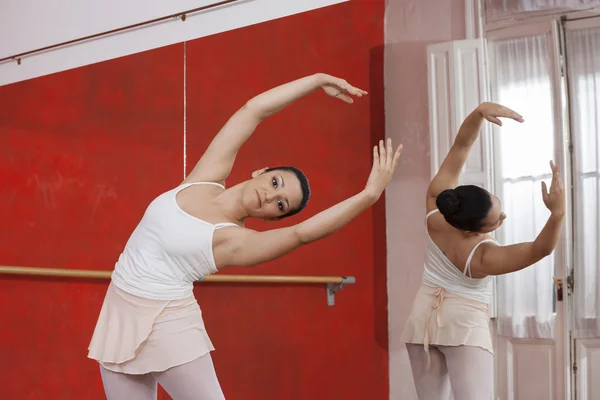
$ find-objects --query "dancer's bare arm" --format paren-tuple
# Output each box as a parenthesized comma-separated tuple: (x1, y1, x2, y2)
(213, 139, 403, 268)
(185, 73, 367, 184)
(426, 103, 523, 210)
(477, 162, 565, 276)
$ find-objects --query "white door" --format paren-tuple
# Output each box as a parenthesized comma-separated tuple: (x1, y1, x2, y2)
(486, 21, 570, 400)
(563, 16, 600, 400)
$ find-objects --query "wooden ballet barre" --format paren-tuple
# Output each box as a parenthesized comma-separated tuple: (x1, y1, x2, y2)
(0, 265, 356, 306)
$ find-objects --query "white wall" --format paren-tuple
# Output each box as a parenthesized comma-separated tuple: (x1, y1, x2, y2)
(0, 0, 345, 86)
(0, 0, 219, 57)
(384, 1, 466, 398)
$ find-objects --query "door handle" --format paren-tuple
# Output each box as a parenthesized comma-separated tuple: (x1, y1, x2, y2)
(553, 276, 563, 302)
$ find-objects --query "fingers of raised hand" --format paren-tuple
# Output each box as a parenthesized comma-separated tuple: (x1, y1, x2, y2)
(558, 175, 565, 191)
(379, 140, 386, 167)
(485, 115, 503, 126)
(499, 105, 524, 122)
(553, 169, 565, 194)
(391, 143, 403, 172)
(336, 79, 367, 97)
(482, 103, 524, 123)
(541, 181, 549, 200)
(386, 138, 393, 168)
(373, 145, 379, 166)
(550, 161, 560, 183)
(336, 93, 354, 104)
(335, 79, 352, 94)
(373, 139, 402, 177)
(510, 111, 525, 122)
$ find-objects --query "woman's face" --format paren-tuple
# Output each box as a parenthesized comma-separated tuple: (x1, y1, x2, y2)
(242, 169, 303, 220)
(479, 194, 506, 233)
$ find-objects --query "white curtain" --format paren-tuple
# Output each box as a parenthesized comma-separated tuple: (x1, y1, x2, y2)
(486, 0, 600, 19)
(566, 25, 600, 339)
(491, 35, 556, 339)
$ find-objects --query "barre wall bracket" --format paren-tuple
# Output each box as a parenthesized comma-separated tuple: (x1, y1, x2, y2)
(327, 276, 356, 306)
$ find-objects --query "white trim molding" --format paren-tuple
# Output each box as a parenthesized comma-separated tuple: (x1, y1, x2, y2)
(0, 0, 346, 86)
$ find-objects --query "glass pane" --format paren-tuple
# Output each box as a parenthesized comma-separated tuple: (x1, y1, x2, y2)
(491, 34, 556, 338)
(567, 26, 600, 337)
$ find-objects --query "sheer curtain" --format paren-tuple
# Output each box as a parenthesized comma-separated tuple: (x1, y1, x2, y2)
(566, 26, 600, 339)
(486, 0, 600, 19)
(490, 34, 556, 338)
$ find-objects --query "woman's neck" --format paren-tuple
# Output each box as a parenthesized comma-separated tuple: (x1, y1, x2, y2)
(211, 182, 249, 224)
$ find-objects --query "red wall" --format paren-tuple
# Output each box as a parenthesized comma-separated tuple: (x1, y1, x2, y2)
(0, 2, 386, 399)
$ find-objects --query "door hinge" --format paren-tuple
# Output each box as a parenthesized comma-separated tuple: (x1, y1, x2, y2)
(573, 362, 578, 374)
(567, 267, 575, 294)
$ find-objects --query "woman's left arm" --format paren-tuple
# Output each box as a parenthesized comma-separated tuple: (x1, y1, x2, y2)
(479, 161, 565, 275)
(213, 139, 402, 268)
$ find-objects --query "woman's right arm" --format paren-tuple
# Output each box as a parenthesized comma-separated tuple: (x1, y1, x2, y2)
(427, 103, 524, 204)
(479, 161, 565, 276)
(185, 73, 366, 185)
(213, 139, 403, 268)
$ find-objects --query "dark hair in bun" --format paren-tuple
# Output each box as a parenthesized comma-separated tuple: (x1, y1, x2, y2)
(436, 185, 492, 232)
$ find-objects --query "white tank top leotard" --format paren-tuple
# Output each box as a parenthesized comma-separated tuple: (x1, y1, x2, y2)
(111, 182, 238, 300)
(422, 209, 495, 304)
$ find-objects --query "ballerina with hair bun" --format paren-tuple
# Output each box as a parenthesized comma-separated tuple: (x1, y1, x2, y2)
(400, 102, 565, 400)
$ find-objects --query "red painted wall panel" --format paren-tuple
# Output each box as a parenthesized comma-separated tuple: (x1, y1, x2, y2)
(0, 44, 184, 399)
(0, 1, 386, 399)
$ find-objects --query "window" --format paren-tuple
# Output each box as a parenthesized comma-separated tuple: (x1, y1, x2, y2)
(566, 25, 600, 337)
(490, 33, 557, 338)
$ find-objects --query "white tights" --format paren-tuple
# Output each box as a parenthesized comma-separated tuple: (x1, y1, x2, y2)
(100, 353, 226, 400)
(406, 343, 493, 400)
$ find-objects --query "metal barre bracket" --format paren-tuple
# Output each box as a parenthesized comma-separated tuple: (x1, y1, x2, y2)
(327, 276, 356, 306)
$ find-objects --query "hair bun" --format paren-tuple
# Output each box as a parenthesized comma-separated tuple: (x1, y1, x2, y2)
(436, 189, 460, 218)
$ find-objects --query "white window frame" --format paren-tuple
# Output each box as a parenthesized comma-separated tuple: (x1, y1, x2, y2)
(484, 16, 575, 399)
(562, 16, 600, 399)
(480, 0, 600, 32)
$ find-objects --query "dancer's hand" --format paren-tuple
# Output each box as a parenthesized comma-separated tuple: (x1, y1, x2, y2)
(476, 102, 524, 126)
(315, 73, 368, 104)
(542, 161, 565, 217)
(364, 138, 403, 202)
